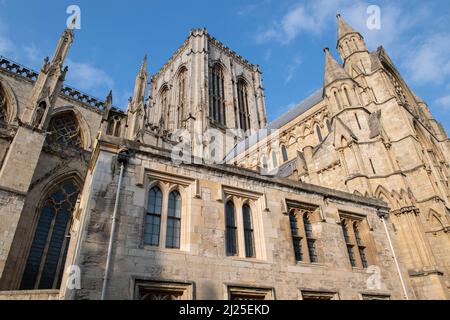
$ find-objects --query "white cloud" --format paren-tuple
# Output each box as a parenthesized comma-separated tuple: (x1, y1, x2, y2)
(435, 95, 450, 109)
(0, 19, 14, 55)
(23, 44, 42, 66)
(402, 33, 450, 85)
(66, 59, 114, 93)
(285, 56, 302, 83)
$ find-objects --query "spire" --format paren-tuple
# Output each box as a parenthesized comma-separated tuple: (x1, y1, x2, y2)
(132, 55, 148, 106)
(51, 28, 74, 66)
(323, 48, 351, 88)
(337, 14, 359, 41)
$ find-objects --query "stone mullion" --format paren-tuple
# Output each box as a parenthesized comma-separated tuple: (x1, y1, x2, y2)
(298, 210, 310, 263)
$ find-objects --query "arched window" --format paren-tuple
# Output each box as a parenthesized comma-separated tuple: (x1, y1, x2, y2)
(289, 212, 303, 261)
(242, 204, 255, 258)
(166, 190, 181, 249)
(225, 201, 238, 256)
(316, 125, 323, 143)
(160, 87, 171, 130)
(33, 101, 47, 128)
(344, 87, 353, 106)
(144, 186, 163, 246)
(271, 151, 278, 169)
(106, 115, 123, 137)
(0, 83, 7, 123)
(177, 69, 187, 129)
(281, 145, 288, 163)
(303, 214, 317, 263)
(20, 179, 80, 290)
(237, 79, 250, 132)
(48, 112, 82, 148)
(209, 64, 226, 125)
(334, 91, 342, 110)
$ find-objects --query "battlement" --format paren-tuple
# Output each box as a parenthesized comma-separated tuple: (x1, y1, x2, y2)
(0, 55, 121, 113)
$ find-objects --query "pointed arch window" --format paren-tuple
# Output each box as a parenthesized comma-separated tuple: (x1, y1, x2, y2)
(48, 112, 82, 148)
(340, 216, 370, 269)
(289, 212, 303, 261)
(237, 79, 250, 132)
(242, 204, 255, 258)
(334, 91, 342, 110)
(281, 145, 288, 163)
(225, 201, 238, 256)
(20, 179, 80, 290)
(0, 83, 8, 123)
(177, 69, 187, 129)
(160, 87, 171, 130)
(145, 187, 163, 246)
(166, 190, 182, 249)
(209, 64, 226, 125)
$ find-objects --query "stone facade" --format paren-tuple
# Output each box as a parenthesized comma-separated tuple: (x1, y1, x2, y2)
(0, 16, 448, 300)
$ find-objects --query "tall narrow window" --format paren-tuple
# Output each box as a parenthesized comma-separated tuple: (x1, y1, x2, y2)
(281, 145, 288, 163)
(289, 212, 303, 262)
(209, 64, 226, 125)
(20, 179, 80, 290)
(166, 190, 182, 249)
(177, 69, 187, 129)
(342, 221, 357, 267)
(261, 156, 268, 171)
(242, 204, 255, 258)
(145, 187, 163, 246)
(0, 83, 7, 123)
(353, 223, 368, 268)
(316, 126, 323, 143)
(344, 87, 352, 106)
(303, 214, 317, 263)
(225, 201, 238, 256)
(237, 80, 250, 132)
(334, 91, 342, 110)
(160, 87, 170, 130)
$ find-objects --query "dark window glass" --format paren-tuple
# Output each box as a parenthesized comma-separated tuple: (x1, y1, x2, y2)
(281, 145, 288, 163)
(166, 191, 181, 249)
(303, 214, 317, 263)
(20, 180, 80, 290)
(145, 187, 162, 246)
(243, 205, 255, 258)
(209, 64, 226, 125)
(225, 201, 238, 256)
(347, 245, 357, 267)
(289, 213, 303, 262)
(354, 223, 368, 268)
(237, 80, 250, 132)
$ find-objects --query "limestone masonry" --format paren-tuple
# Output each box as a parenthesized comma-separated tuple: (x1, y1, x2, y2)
(0, 15, 448, 300)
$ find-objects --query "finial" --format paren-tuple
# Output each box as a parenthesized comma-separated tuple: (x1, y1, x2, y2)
(324, 47, 330, 53)
(337, 13, 342, 19)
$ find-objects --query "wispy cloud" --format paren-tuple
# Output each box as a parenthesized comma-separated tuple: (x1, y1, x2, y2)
(435, 95, 450, 110)
(66, 59, 114, 94)
(285, 55, 302, 83)
(0, 19, 14, 56)
(402, 33, 450, 85)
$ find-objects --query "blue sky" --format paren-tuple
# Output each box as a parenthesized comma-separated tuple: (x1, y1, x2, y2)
(0, 0, 449, 131)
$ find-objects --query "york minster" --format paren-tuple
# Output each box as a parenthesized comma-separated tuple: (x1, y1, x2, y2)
(0, 13, 449, 300)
